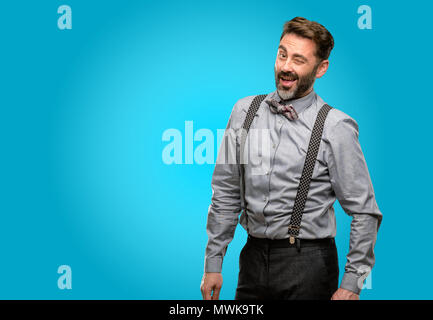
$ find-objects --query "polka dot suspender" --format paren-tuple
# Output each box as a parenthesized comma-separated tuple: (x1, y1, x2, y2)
(240, 94, 333, 244)
(239, 95, 267, 227)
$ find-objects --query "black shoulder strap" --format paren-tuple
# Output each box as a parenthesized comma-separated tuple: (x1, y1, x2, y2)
(288, 103, 333, 244)
(239, 95, 267, 218)
(239, 95, 333, 241)
(240, 95, 267, 163)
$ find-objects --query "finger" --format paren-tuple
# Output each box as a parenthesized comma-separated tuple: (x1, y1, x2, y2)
(212, 287, 221, 300)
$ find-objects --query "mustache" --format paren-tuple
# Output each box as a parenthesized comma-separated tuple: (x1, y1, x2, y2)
(278, 71, 298, 81)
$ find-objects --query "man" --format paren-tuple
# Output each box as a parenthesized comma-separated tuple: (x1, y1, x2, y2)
(200, 17, 382, 300)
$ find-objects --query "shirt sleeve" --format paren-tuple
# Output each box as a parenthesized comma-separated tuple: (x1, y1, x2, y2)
(204, 103, 243, 273)
(327, 117, 383, 295)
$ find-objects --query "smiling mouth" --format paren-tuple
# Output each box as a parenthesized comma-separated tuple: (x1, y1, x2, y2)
(279, 77, 297, 87)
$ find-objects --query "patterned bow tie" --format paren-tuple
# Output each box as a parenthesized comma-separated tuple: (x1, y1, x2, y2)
(265, 99, 299, 120)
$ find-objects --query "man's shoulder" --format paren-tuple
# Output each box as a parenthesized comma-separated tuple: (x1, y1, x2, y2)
(328, 107, 357, 126)
(229, 93, 271, 128)
(317, 99, 359, 139)
(234, 93, 270, 111)
(316, 96, 358, 131)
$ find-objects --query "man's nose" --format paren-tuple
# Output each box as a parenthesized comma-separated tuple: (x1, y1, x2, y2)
(281, 59, 295, 73)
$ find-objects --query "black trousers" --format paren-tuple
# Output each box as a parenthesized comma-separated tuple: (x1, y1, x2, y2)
(235, 235, 339, 300)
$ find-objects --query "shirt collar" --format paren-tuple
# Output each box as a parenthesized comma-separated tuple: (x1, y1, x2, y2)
(267, 89, 317, 115)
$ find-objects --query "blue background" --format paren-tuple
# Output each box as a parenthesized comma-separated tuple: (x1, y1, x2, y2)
(0, 0, 431, 299)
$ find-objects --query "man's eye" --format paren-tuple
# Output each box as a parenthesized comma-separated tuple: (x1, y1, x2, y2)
(294, 59, 304, 64)
(278, 52, 286, 58)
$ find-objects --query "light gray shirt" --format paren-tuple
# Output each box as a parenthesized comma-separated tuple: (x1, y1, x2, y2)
(204, 89, 382, 294)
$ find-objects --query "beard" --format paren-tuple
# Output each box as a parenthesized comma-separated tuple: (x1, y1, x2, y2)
(274, 63, 319, 100)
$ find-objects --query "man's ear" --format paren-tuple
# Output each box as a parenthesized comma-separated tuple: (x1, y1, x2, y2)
(315, 59, 329, 78)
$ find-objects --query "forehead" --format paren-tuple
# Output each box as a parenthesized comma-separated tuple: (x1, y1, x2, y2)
(279, 33, 317, 58)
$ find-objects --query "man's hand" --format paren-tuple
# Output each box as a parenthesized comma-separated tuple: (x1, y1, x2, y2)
(331, 288, 360, 300)
(200, 272, 223, 300)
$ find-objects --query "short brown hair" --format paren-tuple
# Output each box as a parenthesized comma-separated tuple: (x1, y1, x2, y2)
(280, 17, 334, 62)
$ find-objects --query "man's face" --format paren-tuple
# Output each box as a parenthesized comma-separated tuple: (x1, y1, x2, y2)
(274, 33, 324, 100)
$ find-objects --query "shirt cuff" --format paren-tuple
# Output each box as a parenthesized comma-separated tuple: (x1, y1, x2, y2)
(204, 256, 223, 273)
(340, 272, 363, 295)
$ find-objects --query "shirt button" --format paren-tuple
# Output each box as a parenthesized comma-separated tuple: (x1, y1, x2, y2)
(272, 144, 276, 149)
(263, 196, 267, 202)
(265, 171, 269, 175)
